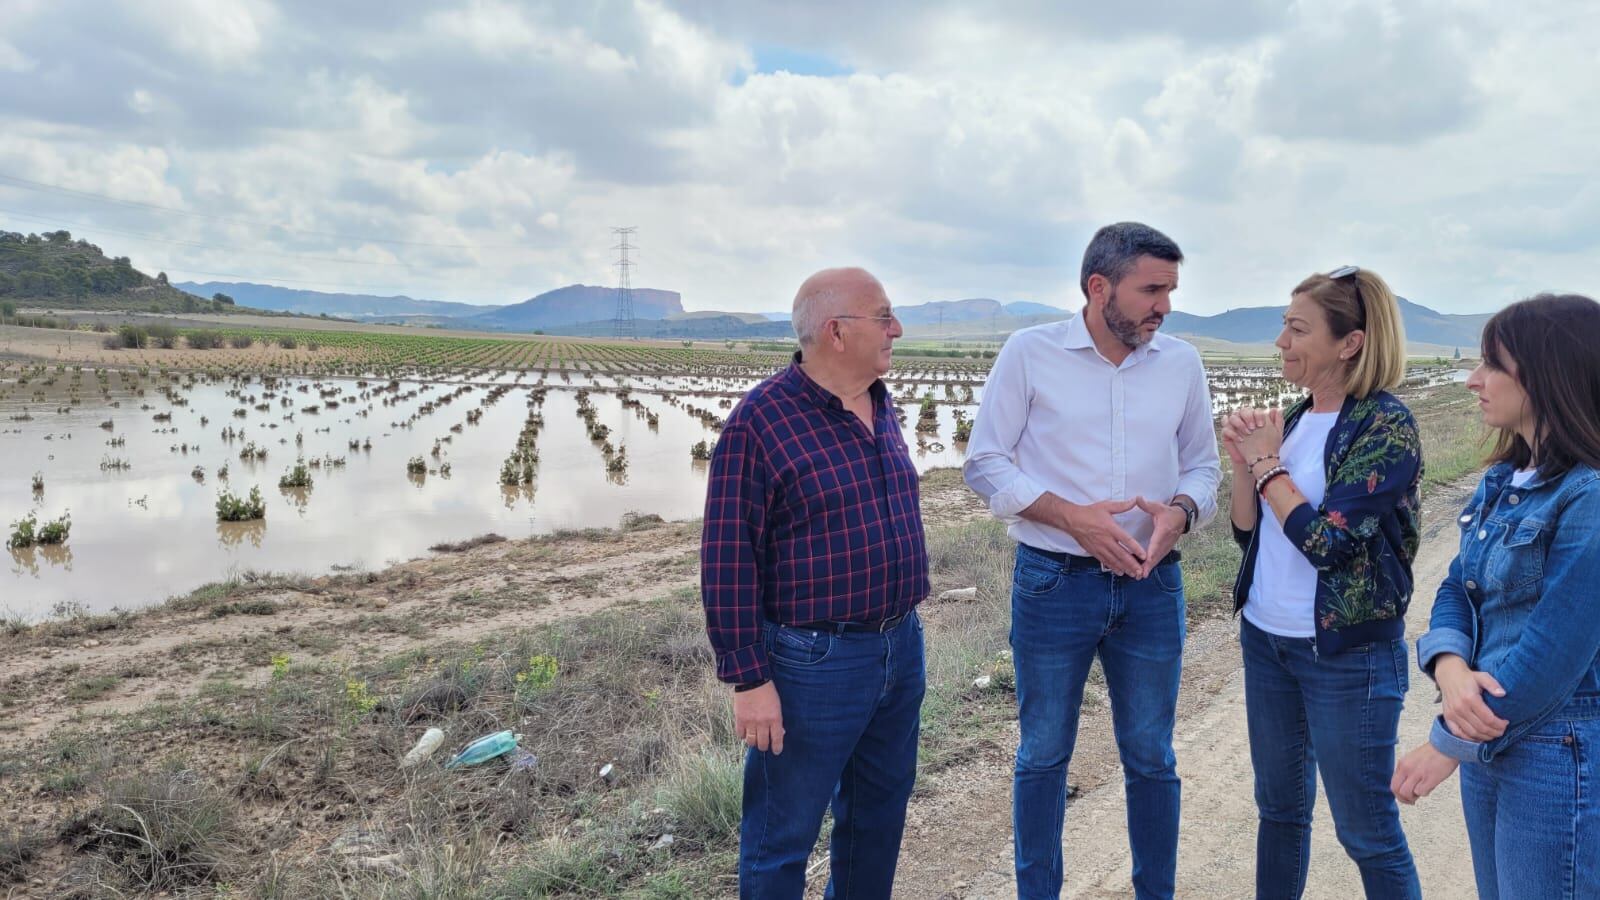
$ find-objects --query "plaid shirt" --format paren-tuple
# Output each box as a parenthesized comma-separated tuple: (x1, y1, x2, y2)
(701, 354, 929, 685)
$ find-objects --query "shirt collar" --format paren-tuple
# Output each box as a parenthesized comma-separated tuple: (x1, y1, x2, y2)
(784, 351, 888, 409)
(1061, 310, 1162, 361)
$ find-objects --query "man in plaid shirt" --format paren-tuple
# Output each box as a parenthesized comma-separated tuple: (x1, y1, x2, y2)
(701, 266, 930, 899)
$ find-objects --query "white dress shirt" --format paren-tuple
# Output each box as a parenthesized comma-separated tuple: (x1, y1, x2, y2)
(963, 313, 1221, 555)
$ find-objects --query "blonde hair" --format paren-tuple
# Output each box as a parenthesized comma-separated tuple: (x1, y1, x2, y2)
(1291, 268, 1406, 399)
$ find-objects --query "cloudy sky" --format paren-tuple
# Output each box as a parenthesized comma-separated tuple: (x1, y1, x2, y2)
(0, 0, 1593, 315)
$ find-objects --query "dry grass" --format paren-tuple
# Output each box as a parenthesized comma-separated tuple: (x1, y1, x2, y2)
(429, 533, 507, 553)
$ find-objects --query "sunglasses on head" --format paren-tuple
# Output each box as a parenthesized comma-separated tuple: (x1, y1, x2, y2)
(1327, 265, 1365, 322)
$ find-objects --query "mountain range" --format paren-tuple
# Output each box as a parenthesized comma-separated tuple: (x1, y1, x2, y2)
(171, 279, 1490, 348)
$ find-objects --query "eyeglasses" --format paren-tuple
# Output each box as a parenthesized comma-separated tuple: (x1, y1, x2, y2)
(832, 314, 898, 327)
(1327, 265, 1366, 323)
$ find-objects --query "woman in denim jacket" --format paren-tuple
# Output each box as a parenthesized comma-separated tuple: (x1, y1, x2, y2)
(1393, 294, 1600, 898)
(1226, 267, 1423, 898)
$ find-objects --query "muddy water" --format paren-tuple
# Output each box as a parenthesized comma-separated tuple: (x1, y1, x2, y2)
(2, 361, 1327, 618)
(0, 368, 980, 617)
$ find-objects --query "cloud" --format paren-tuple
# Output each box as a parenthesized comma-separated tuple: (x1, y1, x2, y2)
(1254, 2, 1485, 144)
(0, 0, 1594, 313)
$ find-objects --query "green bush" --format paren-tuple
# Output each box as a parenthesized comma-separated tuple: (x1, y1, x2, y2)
(148, 324, 178, 348)
(216, 487, 266, 521)
(277, 462, 312, 489)
(7, 510, 69, 548)
(186, 330, 225, 349)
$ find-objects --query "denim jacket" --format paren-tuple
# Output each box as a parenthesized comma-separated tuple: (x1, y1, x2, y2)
(1232, 391, 1424, 656)
(1419, 461, 1600, 763)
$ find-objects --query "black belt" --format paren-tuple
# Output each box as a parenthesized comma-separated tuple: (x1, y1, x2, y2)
(1023, 545, 1181, 572)
(786, 610, 913, 634)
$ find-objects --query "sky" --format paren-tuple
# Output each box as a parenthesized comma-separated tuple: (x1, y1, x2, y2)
(0, 0, 1594, 315)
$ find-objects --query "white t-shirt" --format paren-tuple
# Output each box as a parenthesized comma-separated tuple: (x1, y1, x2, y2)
(1245, 411, 1340, 638)
(1511, 468, 1536, 487)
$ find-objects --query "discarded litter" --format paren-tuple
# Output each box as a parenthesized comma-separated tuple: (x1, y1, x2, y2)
(509, 748, 539, 773)
(444, 730, 519, 769)
(400, 727, 445, 768)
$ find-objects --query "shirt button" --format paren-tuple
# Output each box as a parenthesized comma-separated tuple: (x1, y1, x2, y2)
(1508, 494, 1521, 505)
(1478, 529, 1487, 540)
(1466, 579, 1478, 591)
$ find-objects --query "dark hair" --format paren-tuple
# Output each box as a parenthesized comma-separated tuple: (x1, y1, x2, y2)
(1079, 222, 1183, 299)
(1481, 293, 1600, 479)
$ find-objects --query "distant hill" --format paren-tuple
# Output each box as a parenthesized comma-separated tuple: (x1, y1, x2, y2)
(0, 229, 222, 313)
(175, 281, 500, 319)
(1162, 298, 1489, 349)
(545, 315, 796, 339)
(465, 284, 683, 330)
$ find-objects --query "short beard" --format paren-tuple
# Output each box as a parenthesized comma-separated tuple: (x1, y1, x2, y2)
(1102, 288, 1158, 348)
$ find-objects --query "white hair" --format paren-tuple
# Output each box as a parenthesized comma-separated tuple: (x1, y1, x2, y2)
(792, 286, 842, 346)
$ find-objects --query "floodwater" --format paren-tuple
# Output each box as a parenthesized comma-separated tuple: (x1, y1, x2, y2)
(1, 360, 1332, 618)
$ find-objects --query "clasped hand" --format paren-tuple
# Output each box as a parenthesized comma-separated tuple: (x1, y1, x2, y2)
(1064, 496, 1185, 579)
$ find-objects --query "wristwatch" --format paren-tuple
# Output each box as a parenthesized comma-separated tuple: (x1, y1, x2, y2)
(734, 679, 770, 693)
(1170, 496, 1198, 534)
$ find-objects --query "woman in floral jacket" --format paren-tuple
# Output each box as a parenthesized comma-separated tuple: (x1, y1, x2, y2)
(1225, 267, 1423, 898)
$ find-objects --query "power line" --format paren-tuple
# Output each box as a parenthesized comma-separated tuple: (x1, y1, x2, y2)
(611, 226, 637, 340)
(0, 171, 540, 251)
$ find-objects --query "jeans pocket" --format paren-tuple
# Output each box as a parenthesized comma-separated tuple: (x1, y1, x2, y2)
(1012, 556, 1063, 596)
(1152, 561, 1184, 594)
(1390, 640, 1410, 694)
(768, 626, 834, 668)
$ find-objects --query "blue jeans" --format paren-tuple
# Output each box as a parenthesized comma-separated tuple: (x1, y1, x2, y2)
(1010, 545, 1185, 900)
(1459, 712, 1600, 899)
(738, 611, 925, 900)
(1240, 617, 1419, 899)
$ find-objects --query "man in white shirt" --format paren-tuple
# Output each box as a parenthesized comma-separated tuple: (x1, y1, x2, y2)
(963, 222, 1220, 900)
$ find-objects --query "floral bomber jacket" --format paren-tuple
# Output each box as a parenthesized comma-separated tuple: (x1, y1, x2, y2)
(1231, 391, 1424, 656)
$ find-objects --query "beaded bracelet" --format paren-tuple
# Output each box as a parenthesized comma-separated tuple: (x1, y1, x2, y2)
(1247, 453, 1280, 470)
(1254, 465, 1289, 495)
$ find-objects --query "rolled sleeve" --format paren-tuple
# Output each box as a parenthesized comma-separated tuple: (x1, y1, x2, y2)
(1416, 627, 1474, 680)
(983, 471, 1047, 520)
(1428, 716, 1485, 762)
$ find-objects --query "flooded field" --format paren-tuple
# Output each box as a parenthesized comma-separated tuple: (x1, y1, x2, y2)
(3, 349, 1444, 619)
(0, 360, 997, 617)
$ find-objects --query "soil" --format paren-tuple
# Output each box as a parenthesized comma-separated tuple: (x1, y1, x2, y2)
(0, 465, 1476, 898)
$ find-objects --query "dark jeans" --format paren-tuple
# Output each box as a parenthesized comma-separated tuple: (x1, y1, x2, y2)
(1010, 544, 1185, 900)
(738, 611, 925, 900)
(1240, 617, 1420, 899)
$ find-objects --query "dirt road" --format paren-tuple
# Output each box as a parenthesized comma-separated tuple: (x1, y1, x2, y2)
(895, 485, 1476, 899)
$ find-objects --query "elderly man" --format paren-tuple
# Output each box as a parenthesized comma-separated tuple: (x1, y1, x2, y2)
(701, 267, 929, 899)
(964, 223, 1220, 899)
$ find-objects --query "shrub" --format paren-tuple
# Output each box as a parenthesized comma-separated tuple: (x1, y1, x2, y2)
(186, 330, 225, 349)
(229, 334, 253, 349)
(216, 487, 266, 521)
(113, 325, 148, 349)
(148, 324, 178, 349)
(277, 462, 312, 489)
(8, 511, 69, 548)
(277, 336, 298, 350)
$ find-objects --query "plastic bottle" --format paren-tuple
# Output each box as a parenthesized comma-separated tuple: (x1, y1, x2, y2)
(444, 730, 519, 769)
(399, 727, 445, 768)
